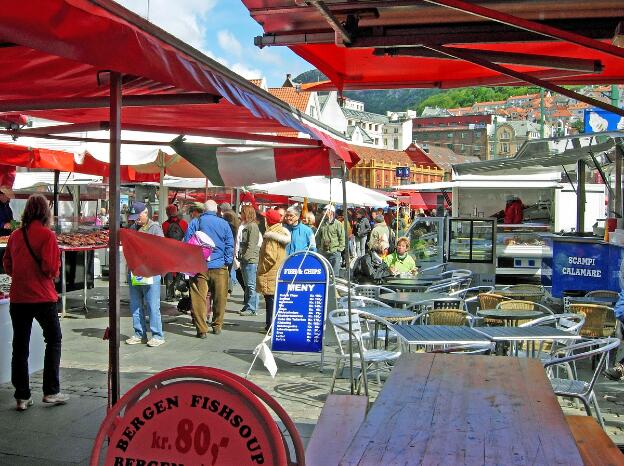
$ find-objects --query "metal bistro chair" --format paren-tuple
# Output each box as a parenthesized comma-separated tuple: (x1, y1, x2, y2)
(353, 284, 394, 300)
(425, 279, 464, 294)
(419, 263, 447, 274)
(498, 284, 545, 303)
(569, 303, 617, 338)
(496, 299, 554, 326)
(450, 286, 495, 314)
(413, 308, 474, 327)
(428, 343, 494, 355)
(518, 313, 585, 363)
(338, 295, 394, 345)
(328, 309, 401, 396)
(544, 337, 620, 429)
(586, 290, 619, 299)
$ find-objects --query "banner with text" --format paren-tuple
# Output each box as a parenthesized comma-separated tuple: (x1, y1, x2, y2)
(272, 252, 329, 353)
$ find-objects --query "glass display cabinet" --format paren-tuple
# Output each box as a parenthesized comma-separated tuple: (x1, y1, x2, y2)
(406, 217, 445, 267)
(447, 218, 495, 263)
(496, 223, 552, 276)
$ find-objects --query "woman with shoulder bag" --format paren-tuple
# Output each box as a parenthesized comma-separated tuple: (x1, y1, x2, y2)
(3, 194, 69, 411)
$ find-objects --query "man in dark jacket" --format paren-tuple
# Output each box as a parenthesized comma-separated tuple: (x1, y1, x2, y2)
(184, 200, 233, 336)
(354, 209, 371, 258)
(353, 235, 392, 284)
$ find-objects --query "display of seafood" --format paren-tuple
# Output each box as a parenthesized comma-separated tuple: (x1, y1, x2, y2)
(57, 231, 109, 247)
(502, 236, 545, 246)
(0, 274, 10, 299)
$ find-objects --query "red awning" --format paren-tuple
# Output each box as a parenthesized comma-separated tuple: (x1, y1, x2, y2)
(393, 191, 449, 210)
(0, 1, 355, 162)
(244, 1, 624, 92)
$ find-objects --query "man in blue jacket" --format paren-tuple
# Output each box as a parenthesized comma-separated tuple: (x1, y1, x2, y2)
(284, 205, 316, 255)
(184, 200, 233, 336)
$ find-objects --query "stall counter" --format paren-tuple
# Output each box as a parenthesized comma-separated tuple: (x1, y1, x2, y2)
(548, 236, 624, 298)
(0, 301, 44, 384)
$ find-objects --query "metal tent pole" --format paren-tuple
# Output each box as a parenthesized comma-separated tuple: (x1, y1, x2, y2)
(158, 151, 165, 223)
(576, 160, 586, 233)
(616, 143, 623, 228)
(108, 72, 122, 405)
(341, 162, 355, 394)
(53, 170, 60, 231)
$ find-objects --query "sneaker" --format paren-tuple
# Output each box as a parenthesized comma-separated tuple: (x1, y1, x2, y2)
(42, 393, 70, 405)
(239, 309, 257, 316)
(604, 363, 624, 381)
(16, 398, 33, 411)
(125, 335, 146, 345)
(147, 338, 165, 347)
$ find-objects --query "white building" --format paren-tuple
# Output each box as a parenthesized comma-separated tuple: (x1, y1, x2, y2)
(384, 110, 415, 150)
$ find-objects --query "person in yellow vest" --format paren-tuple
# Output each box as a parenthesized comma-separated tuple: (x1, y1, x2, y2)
(384, 236, 418, 276)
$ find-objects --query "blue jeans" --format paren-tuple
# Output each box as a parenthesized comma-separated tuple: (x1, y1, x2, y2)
(128, 275, 163, 340)
(324, 251, 342, 277)
(241, 260, 259, 313)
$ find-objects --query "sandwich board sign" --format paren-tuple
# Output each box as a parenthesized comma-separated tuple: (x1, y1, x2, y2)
(271, 251, 330, 362)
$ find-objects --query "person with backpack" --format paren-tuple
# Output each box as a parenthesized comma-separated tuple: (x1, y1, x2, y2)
(354, 208, 371, 258)
(162, 204, 188, 301)
(353, 235, 393, 285)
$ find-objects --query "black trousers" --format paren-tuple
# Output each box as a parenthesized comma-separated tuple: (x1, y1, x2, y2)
(264, 294, 274, 330)
(10, 302, 62, 400)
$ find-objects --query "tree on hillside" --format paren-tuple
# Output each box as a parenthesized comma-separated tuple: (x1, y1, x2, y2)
(415, 86, 532, 114)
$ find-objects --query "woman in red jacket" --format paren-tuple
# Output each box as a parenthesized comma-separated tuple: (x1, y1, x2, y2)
(3, 194, 69, 411)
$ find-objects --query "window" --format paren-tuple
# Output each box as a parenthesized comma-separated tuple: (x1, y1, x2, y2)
(500, 130, 510, 140)
(394, 128, 399, 133)
(393, 138, 399, 150)
(374, 138, 379, 145)
(447, 133, 452, 138)
(460, 144, 465, 151)
(383, 128, 387, 133)
(501, 143, 510, 153)
(461, 132, 466, 138)
(447, 143, 453, 150)
(384, 138, 388, 146)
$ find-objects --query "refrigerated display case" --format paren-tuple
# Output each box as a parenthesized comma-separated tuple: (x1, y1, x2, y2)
(406, 217, 445, 268)
(447, 218, 496, 285)
(496, 224, 552, 276)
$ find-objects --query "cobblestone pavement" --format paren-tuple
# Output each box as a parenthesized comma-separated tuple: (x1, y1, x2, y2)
(0, 283, 623, 464)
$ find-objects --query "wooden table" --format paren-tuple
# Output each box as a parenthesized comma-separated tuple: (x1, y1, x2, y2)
(340, 353, 584, 465)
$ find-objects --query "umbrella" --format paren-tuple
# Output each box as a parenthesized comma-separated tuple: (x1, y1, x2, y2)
(249, 176, 393, 207)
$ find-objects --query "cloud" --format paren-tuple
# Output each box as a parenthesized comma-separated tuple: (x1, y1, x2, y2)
(256, 48, 284, 66)
(117, 0, 216, 52)
(217, 30, 243, 58)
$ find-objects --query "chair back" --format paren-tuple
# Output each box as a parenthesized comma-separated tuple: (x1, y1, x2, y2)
(353, 284, 393, 299)
(419, 263, 447, 274)
(544, 338, 620, 395)
(328, 309, 365, 355)
(569, 303, 615, 338)
(415, 309, 472, 326)
(338, 295, 390, 309)
(426, 279, 463, 293)
(498, 284, 545, 303)
(335, 284, 351, 297)
(432, 298, 464, 310)
(478, 293, 508, 309)
(585, 290, 618, 299)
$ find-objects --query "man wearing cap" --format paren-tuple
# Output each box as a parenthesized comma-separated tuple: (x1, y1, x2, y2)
(0, 186, 14, 236)
(126, 202, 166, 347)
(184, 200, 233, 336)
(162, 204, 188, 301)
(284, 205, 316, 255)
(316, 204, 345, 276)
(219, 202, 232, 216)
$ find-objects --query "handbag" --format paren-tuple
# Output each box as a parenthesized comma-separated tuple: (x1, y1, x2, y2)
(130, 272, 154, 286)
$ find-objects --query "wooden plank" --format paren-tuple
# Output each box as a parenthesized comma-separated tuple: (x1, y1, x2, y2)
(306, 395, 368, 466)
(567, 415, 624, 466)
(340, 353, 437, 465)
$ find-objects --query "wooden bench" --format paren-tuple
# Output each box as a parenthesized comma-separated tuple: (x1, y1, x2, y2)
(566, 415, 624, 466)
(305, 394, 368, 466)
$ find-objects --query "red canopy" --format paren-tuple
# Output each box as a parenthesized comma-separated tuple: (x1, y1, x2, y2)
(0, 1, 355, 161)
(244, 0, 624, 96)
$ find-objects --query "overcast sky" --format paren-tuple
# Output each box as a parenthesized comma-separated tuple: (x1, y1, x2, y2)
(118, 0, 312, 86)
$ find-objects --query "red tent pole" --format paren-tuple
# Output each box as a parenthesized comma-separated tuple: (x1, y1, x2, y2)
(108, 73, 122, 405)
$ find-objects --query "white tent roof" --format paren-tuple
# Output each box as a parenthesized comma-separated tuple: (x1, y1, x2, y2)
(392, 172, 563, 191)
(249, 176, 393, 207)
(13, 172, 102, 190)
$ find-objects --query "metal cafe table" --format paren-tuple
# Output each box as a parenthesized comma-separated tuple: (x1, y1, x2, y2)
(378, 291, 447, 308)
(357, 307, 415, 348)
(476, 309, 544, 327)
(382, 277, 436, 292)
(390, 325, 490, 352)
(472, 326, 581, 357)
(340, 353, 584, 465)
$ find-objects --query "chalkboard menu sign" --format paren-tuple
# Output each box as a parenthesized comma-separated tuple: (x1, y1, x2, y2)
(271, 252, 330, 353)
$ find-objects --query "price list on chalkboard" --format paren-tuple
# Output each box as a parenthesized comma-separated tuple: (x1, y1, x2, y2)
(272, 253, 329, 353)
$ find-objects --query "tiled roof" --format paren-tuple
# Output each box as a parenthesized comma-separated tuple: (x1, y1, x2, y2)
(551, 108, 573, 118)
(342, 107, 389, 124)
(268, 87, 311, 112)
(349, 144, 413, 165)
(408, 144, 480, 172)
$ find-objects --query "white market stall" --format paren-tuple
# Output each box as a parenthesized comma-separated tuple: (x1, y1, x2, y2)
(249, 175, 393, 207)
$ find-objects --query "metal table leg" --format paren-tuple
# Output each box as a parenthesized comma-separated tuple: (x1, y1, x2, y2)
(83, 250, 88, 313)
